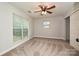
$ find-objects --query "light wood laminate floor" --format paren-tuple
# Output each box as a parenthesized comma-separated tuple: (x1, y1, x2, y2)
(3, 37, 79, 56)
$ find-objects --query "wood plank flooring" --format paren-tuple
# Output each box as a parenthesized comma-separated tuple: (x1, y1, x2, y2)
(3, 37, 79, 56)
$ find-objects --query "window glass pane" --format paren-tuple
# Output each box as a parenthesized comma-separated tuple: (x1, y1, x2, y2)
(23, 28, 28, 38)
(13, 28, 22, 42)
(43, 21, 50, 28)
(43, 21, 50, 25)
(44, 25, 49, 28)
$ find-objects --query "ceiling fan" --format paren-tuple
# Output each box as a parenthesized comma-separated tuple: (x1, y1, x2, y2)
(34, 3, 56, 15)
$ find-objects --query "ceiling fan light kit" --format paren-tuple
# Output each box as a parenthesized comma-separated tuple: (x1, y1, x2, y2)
(41, 11, 47, 15)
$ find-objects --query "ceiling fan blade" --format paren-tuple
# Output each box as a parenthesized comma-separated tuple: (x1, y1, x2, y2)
(47, 11, 53, 14)
(34, 10, 41, 13)
(47, 5, 56, 10)
(38, 5, 43, 11)
(43, 6, 47, 11)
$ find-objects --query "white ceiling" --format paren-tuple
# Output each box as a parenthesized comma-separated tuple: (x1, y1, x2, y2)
(10, 2, 74, 19)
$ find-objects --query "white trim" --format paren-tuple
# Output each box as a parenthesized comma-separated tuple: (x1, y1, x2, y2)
(33, 36, 64, 40)
(71, 8, 79, 15)
(64, 8, 79, 18)
(0, 38, 29, 56)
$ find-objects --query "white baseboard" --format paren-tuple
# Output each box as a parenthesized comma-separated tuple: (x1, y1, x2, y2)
(33, 36, 64, 40)
(0, 38, 29, 56)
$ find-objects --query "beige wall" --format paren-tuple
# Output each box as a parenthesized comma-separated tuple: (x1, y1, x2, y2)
(0, 3, 33, 54)
(33, 16, 65, 40)
(70, 2, 79, 50)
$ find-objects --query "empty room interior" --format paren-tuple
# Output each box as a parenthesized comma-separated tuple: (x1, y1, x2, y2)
(0, 2, 79, 56)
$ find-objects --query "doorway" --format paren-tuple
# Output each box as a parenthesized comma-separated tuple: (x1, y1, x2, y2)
(65, 16, 70, 43)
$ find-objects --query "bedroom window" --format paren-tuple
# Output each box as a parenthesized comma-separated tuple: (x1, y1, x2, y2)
(13, 14, 28, 42)
(43, 21, 50, 28)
